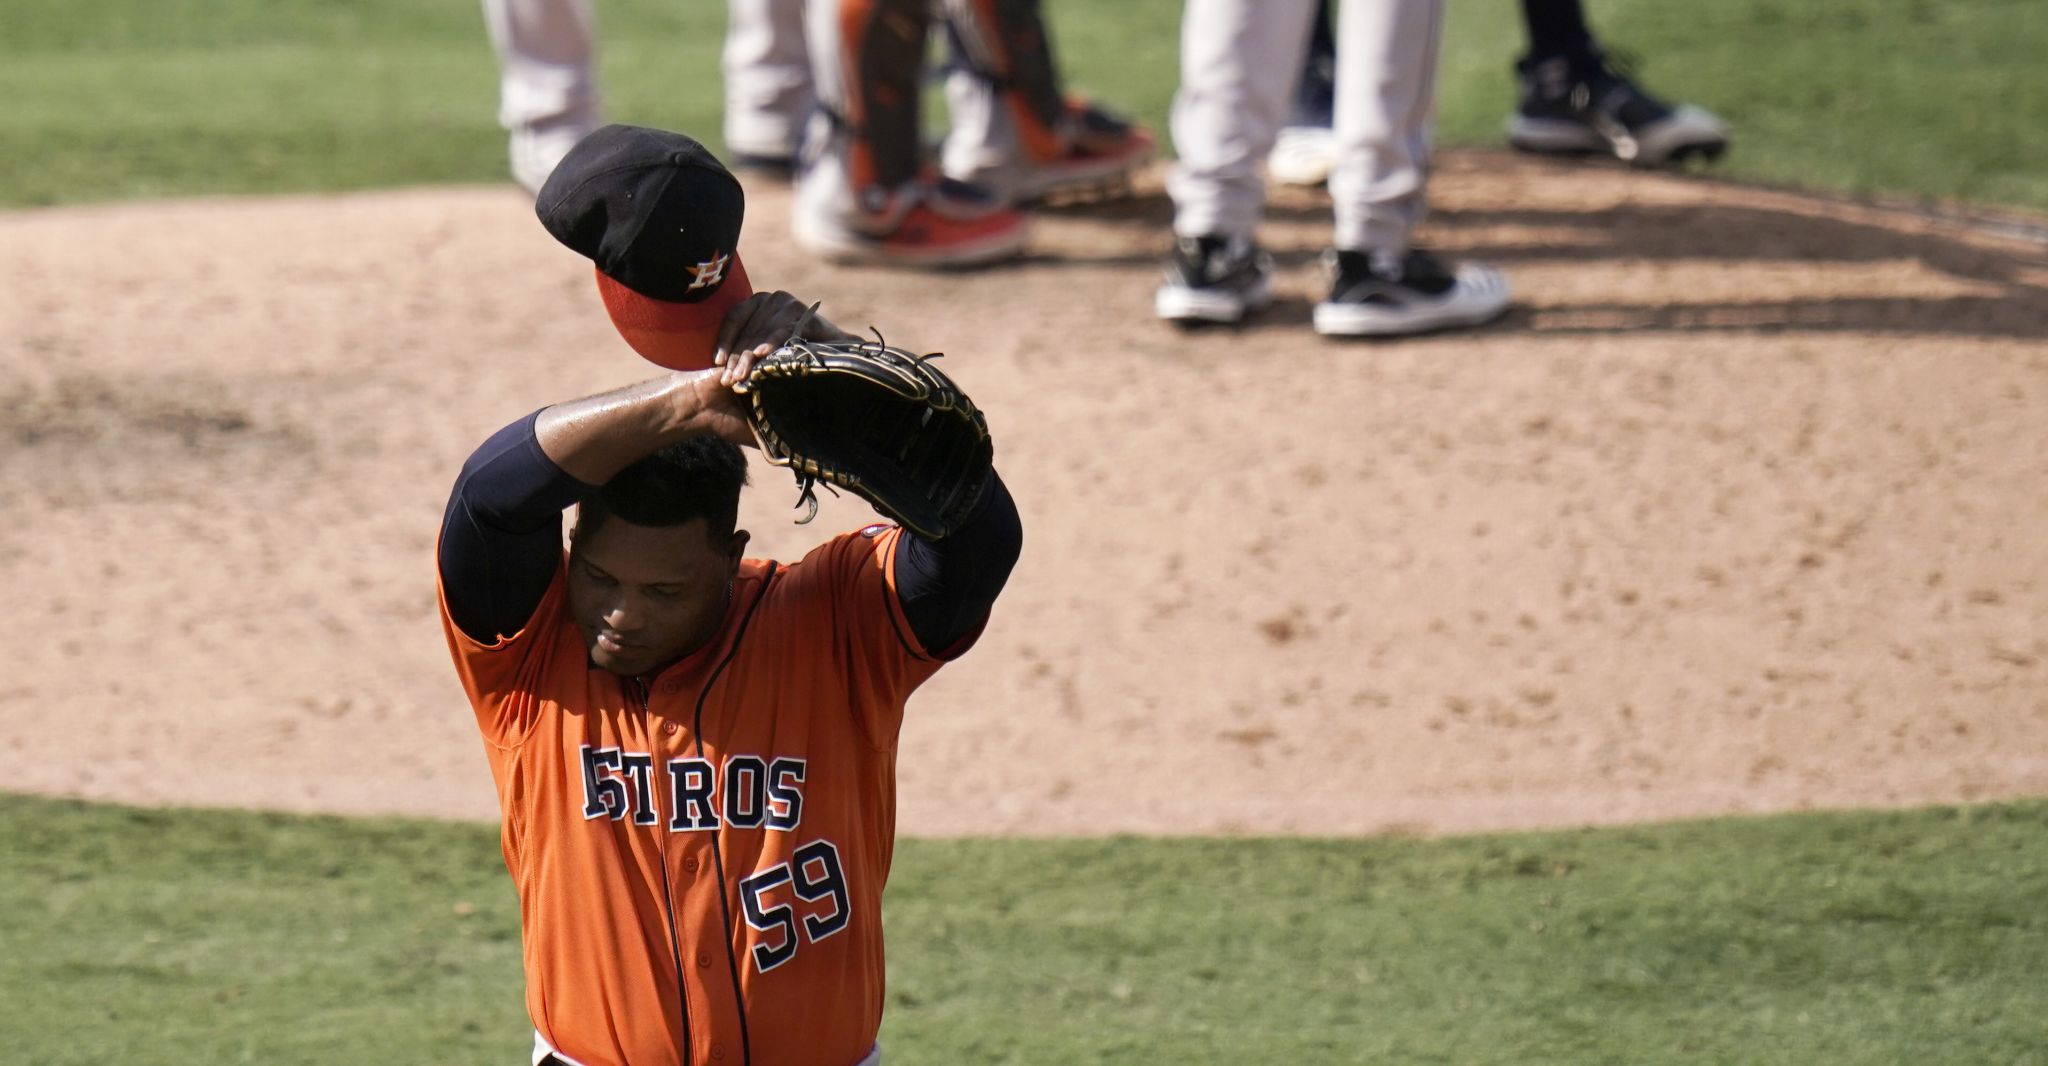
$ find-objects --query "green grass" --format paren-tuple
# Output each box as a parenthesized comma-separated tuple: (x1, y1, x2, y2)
(0, 796, 528, 1063)
(4, 793, 2046, 1064)
(1, 0, 2045, 210)
(1433, 0, 2048, 211)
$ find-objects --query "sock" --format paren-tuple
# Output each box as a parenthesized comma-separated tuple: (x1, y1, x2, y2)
(1519, 0, 1595, 61)
(1288, 0, 1337, 129)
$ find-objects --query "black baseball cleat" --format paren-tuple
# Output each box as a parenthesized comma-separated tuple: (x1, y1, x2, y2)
(1155, 234, 1274, 326)
(1313, 247, 1510, 338)
(1508, 50, 1730, 166)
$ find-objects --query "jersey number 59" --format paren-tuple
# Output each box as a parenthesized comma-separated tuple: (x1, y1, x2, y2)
(739, 840, 851, 973)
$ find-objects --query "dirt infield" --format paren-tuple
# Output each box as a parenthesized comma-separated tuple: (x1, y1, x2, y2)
(1, 152, 2043, 836)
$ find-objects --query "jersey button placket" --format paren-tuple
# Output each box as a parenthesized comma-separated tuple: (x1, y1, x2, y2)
(662, 721, 678, 736)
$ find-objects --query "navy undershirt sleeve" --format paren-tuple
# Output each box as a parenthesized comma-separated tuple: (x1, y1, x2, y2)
(441, 411, 1018, 651)
(439, 411, 591, 643)
(892, 472, 1022, 653)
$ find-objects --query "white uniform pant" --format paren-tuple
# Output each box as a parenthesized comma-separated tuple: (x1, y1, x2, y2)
(722, 0, 813, 157)
(1167, 0, 1444, 255)
(802, 0, 1042, 198)
(481, 0, 600, 132)
(479, 0, 812, 157)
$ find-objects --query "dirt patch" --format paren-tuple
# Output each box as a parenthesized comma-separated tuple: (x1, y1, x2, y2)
(1, 152, 2043, 836)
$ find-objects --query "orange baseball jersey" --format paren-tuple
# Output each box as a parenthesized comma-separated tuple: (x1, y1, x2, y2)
(440, 523, 967, 1066)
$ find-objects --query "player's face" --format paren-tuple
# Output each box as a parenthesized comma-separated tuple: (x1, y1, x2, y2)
(567, 517, 749, 679)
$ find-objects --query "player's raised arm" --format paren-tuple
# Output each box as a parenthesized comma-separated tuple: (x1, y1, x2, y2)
(438, 411, 587, 644)
(437, 375, 737, 648)
(532, 369, 750, 485)
(534, 291, 858, 485)
(893, 471, 1022, 655)
(733, 318, 1021, 655)
(439, 290, 852, 646)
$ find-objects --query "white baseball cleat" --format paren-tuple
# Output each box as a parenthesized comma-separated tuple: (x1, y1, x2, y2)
(1155, 234, 1275, 325)
(1267, 125, 1339, 187)
(510, 112, 600, 198)
(1312, 248, 1511, 338)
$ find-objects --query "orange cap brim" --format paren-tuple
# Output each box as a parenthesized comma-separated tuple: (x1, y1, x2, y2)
(595, 256, 754, 371)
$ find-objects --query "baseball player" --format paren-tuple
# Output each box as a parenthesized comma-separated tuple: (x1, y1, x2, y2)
(1269, 0, 1731, 185)
(722, 0, 814, 171)
(439, 125, 1022, 1065)
(481, 0, 602, 195)
(1155, 0, 1510, 337)
(481, 0, 812, 195)
(1506, 0, 1730, 164)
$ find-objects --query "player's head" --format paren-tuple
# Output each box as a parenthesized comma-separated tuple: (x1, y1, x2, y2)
(536, 124, 754, 372)
(568, 437, 752, 677)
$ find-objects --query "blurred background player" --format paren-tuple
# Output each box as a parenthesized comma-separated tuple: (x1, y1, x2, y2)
(1504, 0, 1729, 164)
(1270, 0, 1732, 186)
(481, 0, 1151, 268)
(480, 0, 812, 193)
(481, 0, 602, 196)
(793, 0, 1153, 267)
(722, 0, 815, 174)
(933, 0, 1153, 204)
(1157, 0, 1509, 338)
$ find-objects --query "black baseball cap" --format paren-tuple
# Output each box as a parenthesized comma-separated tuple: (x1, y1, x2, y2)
(536, 124, 754, 370)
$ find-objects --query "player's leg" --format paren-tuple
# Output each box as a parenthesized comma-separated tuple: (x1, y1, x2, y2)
(937, 0, 1153, 203)
(793, 0, 1028, 266)
(1315, 0, 1509, 337)
(481, 0, 603, 197)
(1508, 0, 1730, 165)
(1155, 0, 1317, 325)
(1267, 0, 1339, 188)
(722, 0, 813, 174)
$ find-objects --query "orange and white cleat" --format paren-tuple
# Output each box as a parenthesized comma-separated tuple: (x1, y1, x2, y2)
(950, 98, 1155, 204)
(793, 176, 1030, 268)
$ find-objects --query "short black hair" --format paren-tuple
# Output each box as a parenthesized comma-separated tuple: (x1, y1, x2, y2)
(578, 437, 749, 537)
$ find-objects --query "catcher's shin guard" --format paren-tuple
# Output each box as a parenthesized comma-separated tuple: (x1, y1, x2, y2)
(809, 0, 933, 194)
(938, 0, 1152, 201)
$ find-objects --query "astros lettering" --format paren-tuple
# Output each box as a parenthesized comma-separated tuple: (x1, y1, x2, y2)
(580, 746, 806, 831)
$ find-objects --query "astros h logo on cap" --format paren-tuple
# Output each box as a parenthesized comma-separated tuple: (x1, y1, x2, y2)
(535, 124, 755, 371)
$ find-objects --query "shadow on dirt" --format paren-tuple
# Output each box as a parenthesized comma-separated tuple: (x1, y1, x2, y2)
(1443, 201, 2048, 341)
(1044, 187, 2048, 341)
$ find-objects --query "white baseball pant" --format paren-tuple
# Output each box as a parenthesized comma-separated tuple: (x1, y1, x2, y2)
(481, 0, 601, 134)
(1168, 0, 1444, 256)
(479, 0, 811, 159)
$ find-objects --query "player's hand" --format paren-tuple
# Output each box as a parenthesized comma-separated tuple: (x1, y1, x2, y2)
(680, 368, 758, 449)
(713, 291, 858, 390)
(714, 290, 808, 389)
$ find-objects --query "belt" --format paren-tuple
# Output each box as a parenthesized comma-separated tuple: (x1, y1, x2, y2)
(536, 1039, 882, 1066)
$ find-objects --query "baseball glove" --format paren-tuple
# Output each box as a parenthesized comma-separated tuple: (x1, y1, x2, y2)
(744, 320, 993, 540)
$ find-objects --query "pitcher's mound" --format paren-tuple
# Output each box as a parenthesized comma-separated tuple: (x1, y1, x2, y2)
(1, 151, 2043, 835)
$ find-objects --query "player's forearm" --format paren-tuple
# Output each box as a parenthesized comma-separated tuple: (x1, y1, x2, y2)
(894, 472, 1022, 653)
(534, 371, 745, 485)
